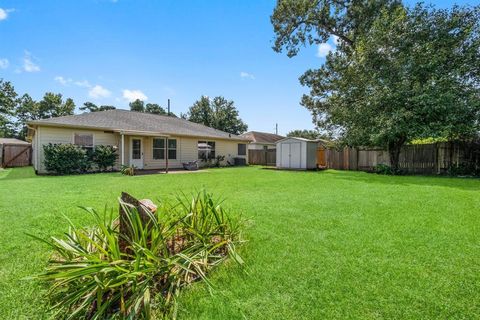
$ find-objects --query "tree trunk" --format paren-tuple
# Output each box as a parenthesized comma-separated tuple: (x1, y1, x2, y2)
(388, 138, 406, 174)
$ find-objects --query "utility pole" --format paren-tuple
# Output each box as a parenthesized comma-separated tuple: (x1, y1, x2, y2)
(275, 123, 278, 135)
(167, 99, 171, 116)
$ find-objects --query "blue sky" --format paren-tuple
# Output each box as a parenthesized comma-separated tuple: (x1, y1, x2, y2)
(0, 0, 476, 135)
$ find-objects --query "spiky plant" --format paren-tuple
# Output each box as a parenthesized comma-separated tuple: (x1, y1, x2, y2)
(29, 190, 245, 319)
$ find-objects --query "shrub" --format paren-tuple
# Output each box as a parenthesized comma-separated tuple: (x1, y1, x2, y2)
(29, 190, 245, 319)
(375, 163, 394, 175)
(92, 145, 118, 171)
(43, 143, 92, 175)
(120, 164, 136, 176)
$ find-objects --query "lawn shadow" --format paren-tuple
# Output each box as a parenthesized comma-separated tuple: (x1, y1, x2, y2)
(323, 169, 480, 192)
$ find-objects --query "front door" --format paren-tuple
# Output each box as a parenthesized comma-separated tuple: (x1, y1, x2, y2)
(130, 138, 143, 169)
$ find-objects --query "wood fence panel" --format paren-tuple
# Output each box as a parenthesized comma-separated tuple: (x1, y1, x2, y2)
(324, 141, 480, 175)
(248, 149, 276, 166)
(2, 144, 32, 167)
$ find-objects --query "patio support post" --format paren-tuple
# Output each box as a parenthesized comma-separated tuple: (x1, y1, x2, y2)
(121, 133, 125, 166)
(165, 137, 169, 173)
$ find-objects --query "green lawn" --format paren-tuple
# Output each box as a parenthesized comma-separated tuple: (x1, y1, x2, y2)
(1, 167, 479, 319)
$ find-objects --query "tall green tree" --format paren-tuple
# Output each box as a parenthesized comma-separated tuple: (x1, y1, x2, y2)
(186, 96, 213, 127)
(129, 99, 145, 112)
(145, 103, 167, 115)
(15, 92, 75, 139)
(80, 102, 116, 112)
(185, 96, 248, 135)
(0, 79, 18, 137)
(272, 1, 480, 171)
(37, 93, 75, 119)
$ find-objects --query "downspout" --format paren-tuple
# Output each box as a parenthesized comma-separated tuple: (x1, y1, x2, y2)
(165, 137, 169, 173)
(121, 133, 125, 166)
(26, 125, 37, 172)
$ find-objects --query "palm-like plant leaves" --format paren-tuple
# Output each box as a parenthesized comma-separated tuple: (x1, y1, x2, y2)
(29, 190, 245, 319)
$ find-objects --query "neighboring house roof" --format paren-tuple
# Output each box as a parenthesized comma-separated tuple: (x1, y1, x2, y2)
(239, 131, 284, 144)
(0, 138, 30, 145)
(28, 110, 249, 141)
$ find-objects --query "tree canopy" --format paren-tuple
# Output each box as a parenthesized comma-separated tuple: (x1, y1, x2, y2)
(0, 79, 18, 137)
(287, 129, 324, 140)
(145, 103, 167, 115)
(272, 1, 480, 170)
(80, 102, 116, 112)
(185, 96, 248, 135)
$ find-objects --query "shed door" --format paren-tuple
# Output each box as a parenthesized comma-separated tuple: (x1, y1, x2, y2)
(281, 144, 290, 168)
(290, 143, 301, 168)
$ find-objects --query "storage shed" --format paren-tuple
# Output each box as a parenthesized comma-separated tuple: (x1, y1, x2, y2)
(0, 138, 31, 168)
(276, 137, 320, 170)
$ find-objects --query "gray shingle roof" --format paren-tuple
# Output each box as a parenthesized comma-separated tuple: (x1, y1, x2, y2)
(28, 109, 249, 141)
(239, 131, 284, 144)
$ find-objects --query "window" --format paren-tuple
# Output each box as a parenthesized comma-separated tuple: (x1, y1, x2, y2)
(168, 139, 177, 159)
(238, 143, 247, 156)
(198, 141, 216, 160)
(74, 133, 93, 152)
(153, 138, 165, 160)
(153, 138, 176, 160)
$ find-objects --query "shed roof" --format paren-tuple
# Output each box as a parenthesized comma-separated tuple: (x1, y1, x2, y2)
(0, 138, 30, 145)
(276, 136, 329, 144)
(239, 131, 284, 144)
(28, 109, 249, 141)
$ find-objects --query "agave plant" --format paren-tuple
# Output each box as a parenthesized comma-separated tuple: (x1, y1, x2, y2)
(29, 190, 245, 319)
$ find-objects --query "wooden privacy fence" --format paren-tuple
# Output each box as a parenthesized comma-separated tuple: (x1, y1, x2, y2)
(1, 144, 32, 168)
(323, 141, 480, 175)
(248, 149, 276, 166)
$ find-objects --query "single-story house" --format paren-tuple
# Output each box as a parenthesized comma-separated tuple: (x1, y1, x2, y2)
(27, 109, 250, 174)
(239, 131, 284, 150)
(276, 137, 327, 170)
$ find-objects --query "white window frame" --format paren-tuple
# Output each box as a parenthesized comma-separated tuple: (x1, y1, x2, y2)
(152, 137, 165, 160)
(167, 138, 177, 160)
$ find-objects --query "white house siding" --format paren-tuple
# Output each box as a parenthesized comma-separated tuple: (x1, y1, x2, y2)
(34, 126, 248, 173)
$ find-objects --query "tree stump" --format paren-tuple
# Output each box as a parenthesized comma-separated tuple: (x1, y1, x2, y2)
(118, 192, 154, 254)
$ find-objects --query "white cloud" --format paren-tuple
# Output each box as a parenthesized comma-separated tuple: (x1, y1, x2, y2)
(122, 89, 148, 102)
(54, 76, 72, 86)
(240, 71, 255, 80)
(317, 43, 333, 58)
(74, 80, 91, 88)
(23, 51, 40, 72)
(0, 8, 14, 21)
(89, 85, 111, 99)
(0, 58, 9, 69)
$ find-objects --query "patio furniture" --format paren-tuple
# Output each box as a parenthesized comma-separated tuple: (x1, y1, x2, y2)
(183, 160, 198, 171)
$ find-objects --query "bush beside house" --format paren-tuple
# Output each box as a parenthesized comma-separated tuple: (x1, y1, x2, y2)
(43, 144, 117, 175)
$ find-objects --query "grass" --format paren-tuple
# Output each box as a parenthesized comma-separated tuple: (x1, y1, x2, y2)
(0, 166, 479, 319)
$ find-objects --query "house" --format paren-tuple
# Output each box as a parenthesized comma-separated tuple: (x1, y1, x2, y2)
(27, 109, 250, 174)
(239, 131, 284, 150)
(276, 137, 327, 170)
